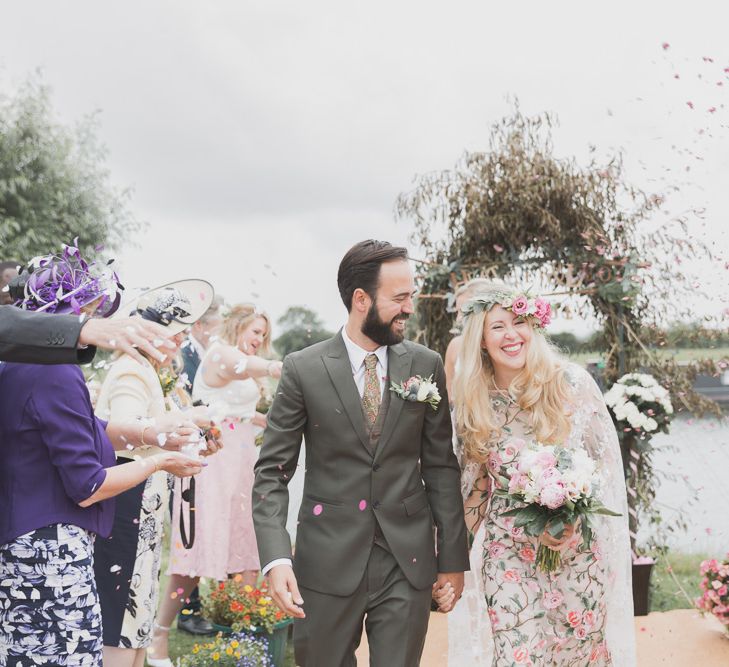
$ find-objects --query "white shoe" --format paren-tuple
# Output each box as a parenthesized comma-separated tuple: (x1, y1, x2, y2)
(147, 623, 174, 667)
(145, 657, 174, 667)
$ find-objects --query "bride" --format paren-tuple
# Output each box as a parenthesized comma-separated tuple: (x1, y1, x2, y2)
(438, 283, 635, 666)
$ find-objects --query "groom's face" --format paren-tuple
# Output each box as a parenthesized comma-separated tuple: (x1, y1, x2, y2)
(361, 260, 416, 347)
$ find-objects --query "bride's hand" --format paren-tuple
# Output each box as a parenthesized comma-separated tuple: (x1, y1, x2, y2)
(432, 581, 456, 613)
(540, 523, 576, 549)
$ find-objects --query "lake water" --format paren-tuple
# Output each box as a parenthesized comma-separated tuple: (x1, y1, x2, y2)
(283, 415, 729, 557)
(643, 415, 729, 555)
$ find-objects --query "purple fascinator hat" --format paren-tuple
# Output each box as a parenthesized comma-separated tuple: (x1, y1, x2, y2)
(10, 239, 123, 318)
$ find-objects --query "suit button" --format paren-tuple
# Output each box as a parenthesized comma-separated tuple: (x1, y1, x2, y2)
(372, 463, 380, 472)
(372, 501, 380, 509)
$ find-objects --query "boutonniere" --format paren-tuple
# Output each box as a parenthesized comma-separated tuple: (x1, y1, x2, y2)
(390, 375, 441, 410)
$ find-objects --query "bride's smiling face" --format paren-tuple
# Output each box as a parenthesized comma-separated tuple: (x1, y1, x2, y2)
(482, 305, 533, 373)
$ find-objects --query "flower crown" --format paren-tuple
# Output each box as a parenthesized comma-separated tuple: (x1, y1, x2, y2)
(460, 290, 552, 328)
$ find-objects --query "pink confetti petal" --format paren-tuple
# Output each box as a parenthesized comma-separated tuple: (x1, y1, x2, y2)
(661, 42, 670, 50)
(359, 500, 367, 511)
(313, 504, 323, 516)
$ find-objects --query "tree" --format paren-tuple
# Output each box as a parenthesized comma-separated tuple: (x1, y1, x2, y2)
(547, 331, 582, 355)
(0, 77, 141, 262)
(273, 306, 333, 358)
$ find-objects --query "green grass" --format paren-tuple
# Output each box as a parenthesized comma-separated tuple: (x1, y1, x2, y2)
(649, 551, 706, 613)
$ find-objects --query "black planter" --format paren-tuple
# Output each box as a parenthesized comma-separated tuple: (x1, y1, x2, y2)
(632, 562, 654, 616)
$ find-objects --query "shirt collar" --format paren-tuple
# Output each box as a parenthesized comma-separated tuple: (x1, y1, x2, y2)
(341, 326, 388, 372)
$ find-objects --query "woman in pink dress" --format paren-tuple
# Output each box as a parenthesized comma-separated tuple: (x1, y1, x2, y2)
(149, 304, 282, 666)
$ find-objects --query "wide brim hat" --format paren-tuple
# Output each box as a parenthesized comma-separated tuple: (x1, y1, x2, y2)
(115, 279, 215, 336)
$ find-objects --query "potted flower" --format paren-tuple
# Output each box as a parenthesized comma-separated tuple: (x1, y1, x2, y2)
(696, 553, 729, 635)
(204, 581, 292, 667)
(604, 372, 674, 615)
(181, 632, 272, 666)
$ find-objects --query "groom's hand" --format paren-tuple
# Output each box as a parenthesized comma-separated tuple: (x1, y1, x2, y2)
(433, 572, 464, 613)
(267, 564, 306, 618)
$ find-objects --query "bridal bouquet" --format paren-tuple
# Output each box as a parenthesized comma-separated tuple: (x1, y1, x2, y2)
(495, 443, 621, 572)
(603, 372, 673, 438)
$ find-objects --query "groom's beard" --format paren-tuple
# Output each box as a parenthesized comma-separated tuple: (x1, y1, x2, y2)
(361, 301, 408, 347)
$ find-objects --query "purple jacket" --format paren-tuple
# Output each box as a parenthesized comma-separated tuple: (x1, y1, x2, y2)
(0, 362, 116, 545)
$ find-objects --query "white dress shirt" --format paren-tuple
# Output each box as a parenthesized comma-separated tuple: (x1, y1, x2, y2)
(262, 327, 389, 576)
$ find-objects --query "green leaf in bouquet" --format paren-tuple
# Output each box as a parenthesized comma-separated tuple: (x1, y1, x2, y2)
(528, 510, 551, 537)
(546, 519, 565, 539)
(509, 505, 544, 526)
(593, 505, 622, 517)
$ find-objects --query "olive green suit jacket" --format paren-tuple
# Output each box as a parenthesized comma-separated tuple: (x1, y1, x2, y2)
(252, 332, 470, 596)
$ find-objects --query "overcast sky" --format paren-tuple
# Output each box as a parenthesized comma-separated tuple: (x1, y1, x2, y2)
(1, 1, 727, 335)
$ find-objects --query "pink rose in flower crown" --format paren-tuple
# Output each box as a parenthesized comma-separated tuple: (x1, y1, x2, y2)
(511, 295, 530, 315)
(534, 298, 552, 327)
(539, 483, 567, 510)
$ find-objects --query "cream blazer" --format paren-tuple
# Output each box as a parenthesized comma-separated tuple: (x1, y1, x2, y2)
(95, 355, 167, 459)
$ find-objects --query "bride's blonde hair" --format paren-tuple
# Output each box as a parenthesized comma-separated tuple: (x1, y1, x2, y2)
(453, 282, 572, 464)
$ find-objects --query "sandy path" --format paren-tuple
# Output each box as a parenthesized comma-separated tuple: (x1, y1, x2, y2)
(353, 609, 729, 666)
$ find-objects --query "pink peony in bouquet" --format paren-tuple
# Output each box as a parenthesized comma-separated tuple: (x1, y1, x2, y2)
(495, 442, 621, 572)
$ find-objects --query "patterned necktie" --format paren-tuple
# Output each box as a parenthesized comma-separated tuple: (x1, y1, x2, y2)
(362, 353, 381, 427)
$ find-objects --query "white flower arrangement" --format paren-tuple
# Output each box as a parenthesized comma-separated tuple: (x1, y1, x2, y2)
(604, 372, 674, 436)
(390, 374, 441, 410)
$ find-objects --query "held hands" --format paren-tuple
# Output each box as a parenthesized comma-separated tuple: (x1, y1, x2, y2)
(431, 572, 465, 613)
(79, 317, 176, 364)
(267, 564, 305, 619)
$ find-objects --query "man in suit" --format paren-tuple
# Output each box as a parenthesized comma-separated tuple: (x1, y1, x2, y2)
(253, 240, 469, 667)
(180, 295, 224, 393)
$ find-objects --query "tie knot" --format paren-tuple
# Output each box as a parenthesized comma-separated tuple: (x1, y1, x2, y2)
(364, 353, 378, 371)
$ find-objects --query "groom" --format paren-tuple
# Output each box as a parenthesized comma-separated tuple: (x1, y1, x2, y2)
(253, 240, 469, 666)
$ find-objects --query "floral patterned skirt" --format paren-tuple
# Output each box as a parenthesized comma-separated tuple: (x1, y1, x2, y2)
(93, 463, 169, 649)
(0, 523, 102, 666)
(482, 503, 612, 666)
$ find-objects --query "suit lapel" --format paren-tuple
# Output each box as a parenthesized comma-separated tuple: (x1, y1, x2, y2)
(375, 342, 413, 461)
(321, 333, 372, 455)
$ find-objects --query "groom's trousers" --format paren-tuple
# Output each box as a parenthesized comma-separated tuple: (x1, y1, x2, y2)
(293, 543, 432, 667)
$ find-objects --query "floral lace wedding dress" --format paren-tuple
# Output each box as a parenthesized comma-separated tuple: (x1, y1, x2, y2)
(449, 364, 636, 666)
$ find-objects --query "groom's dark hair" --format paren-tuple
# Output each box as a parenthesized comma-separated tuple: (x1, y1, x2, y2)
(338, 240, 408, 311)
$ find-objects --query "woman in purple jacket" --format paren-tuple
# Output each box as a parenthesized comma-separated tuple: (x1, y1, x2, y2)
(0, 244, 203, 666)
